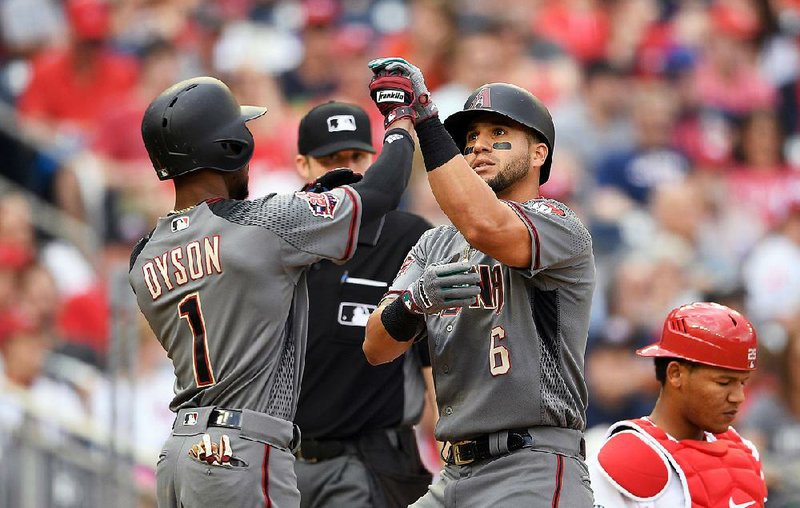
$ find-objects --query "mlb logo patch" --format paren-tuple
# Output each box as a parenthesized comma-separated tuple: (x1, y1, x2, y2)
(338, 302, 377, 327)
(297, 191, 340, 219)
(183, 412, 199, 426)
(327, 115, 357, 132)
(171, 216, 190, 232)
(469, 87, 492, 109)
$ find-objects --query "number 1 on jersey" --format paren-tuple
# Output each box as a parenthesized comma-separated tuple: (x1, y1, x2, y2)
(489, 326, 511, 376)
(178, 293, 216, 387)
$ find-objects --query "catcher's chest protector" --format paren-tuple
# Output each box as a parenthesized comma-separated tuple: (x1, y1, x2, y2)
(615, 418, 767, 508)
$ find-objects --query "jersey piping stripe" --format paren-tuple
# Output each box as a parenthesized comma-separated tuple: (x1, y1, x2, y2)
(507, 201, 541, 270)
(551, 454, 564, 507)
(262, 445, 271, 507)
(340, 186, 360, 261)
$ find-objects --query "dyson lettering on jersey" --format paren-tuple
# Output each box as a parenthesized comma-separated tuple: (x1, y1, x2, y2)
(142, 235, 223, 300)
(469, 264, 505, 314)
(296, 191, 339, 219)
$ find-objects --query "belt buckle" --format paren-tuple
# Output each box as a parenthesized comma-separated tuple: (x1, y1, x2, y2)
(213, 409, 241, 428)
(451, 441, 476, 466)
(293, 448, 318, 463)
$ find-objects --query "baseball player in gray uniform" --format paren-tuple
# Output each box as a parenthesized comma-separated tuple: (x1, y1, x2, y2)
(129, 76, 416, 508)
(363, 58, 596, 507)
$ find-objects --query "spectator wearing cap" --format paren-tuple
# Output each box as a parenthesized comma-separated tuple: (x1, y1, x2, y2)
(0, 308, 86, 431)
(277, 4, 339, 104)
(292, 101, 435, 508)
(692, 3, 776, 117)
(0, 307, 88, 508)
(17, 0, 138, 148)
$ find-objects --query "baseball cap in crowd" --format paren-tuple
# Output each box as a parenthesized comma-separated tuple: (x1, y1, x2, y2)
(66, 0, 111, 41)
(298, 102, 376, 157)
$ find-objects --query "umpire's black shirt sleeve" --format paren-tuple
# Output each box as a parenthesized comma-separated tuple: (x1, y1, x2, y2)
(349, 128, 414, 221)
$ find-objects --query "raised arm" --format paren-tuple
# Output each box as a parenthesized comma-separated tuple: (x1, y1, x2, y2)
(367, 58, 534, 268)
(348, 119, 416, 223)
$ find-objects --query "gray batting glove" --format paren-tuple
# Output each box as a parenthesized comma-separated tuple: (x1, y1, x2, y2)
(368, 57, 438, 124)
(402, 261, 481, 314)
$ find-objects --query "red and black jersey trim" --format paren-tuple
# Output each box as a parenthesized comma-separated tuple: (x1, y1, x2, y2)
(339, 185, 361, 261)
(262, 445, 271, 507)
(204, 197, 225, 205)
(506, 201, 541, 271)
(551, 454, 564, 507)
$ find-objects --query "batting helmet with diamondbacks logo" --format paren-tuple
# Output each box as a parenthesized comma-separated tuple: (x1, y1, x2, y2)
(637, 302, 758, 371)
(443, 83, 556, 184)
(142, 76, 267, 180)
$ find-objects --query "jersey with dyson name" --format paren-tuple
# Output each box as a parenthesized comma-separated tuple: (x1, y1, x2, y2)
(129, 188, 361, 420)
(388, 198, 595, 442)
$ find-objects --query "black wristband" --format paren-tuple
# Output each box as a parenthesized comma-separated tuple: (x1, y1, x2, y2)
(383, 127, 414, 149)
(416, 117, 461, 172)
(380, 296, 425, 342)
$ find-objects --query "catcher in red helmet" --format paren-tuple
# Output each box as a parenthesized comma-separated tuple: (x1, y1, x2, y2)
(589, 302, 768, 508)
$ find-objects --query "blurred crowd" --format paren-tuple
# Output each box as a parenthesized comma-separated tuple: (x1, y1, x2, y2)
(1, 0, 800, 504)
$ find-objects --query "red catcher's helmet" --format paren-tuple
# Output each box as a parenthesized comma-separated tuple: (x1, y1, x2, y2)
(637, 302, 758, 371)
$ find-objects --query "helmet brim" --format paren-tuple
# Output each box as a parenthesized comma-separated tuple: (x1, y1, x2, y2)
(636, 344, 754, 371)
(241, 105, 268, 122)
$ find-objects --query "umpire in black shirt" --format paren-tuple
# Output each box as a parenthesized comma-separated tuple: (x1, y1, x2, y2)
(293, 101, 434, 507)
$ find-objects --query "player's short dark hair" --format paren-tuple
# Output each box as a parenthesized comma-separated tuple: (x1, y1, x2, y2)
(525, 129, 545, 147)
(654, 357, 698, 385)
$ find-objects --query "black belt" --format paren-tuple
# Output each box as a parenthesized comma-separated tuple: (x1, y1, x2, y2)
(446, 429, 533, 466)
(294, 427, 409, 463)
(209, 408, 243, 429)
(294, 438, 358, 463)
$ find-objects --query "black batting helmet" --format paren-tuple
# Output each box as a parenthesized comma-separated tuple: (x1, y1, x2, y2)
(142, 76, 267, 181)
(443, 83, 555, 184)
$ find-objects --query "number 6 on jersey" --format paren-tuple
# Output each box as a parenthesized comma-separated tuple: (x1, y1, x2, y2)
(178, 292, 216, 387)
(489, 326, 510, 376)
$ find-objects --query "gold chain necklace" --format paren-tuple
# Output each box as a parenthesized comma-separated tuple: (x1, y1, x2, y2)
(167, 204, 196, 216)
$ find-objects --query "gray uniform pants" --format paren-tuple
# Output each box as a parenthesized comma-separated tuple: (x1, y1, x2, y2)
(157, 407, 301, 508)
(412, 428, 594, 508)
(294, 428, 432, 508)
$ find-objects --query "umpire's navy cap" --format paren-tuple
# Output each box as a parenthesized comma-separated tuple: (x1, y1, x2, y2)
(298, 102, 376, 157)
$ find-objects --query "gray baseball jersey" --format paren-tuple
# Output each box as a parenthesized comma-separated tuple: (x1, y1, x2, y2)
(129, 188, 361, 421)
(389, 198, 595, 442)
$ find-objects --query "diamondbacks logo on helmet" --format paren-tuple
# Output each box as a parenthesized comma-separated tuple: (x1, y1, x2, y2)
(469, 87, 492, 109)
(296, 191, 340, 218)
(377, 90, 406, 103)
(327, 115, 357, 132)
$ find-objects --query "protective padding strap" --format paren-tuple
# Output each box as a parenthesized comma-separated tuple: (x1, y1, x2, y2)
(416, 117, 461, 172)
(380, 296, 425, 342)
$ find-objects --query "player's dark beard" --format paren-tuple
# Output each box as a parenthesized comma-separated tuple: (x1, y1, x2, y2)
(225, 170, 249, 200)
(486, 152, 530, 194)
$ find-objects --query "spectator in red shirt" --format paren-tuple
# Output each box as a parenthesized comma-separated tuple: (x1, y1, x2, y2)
(17, 0, 138, 148)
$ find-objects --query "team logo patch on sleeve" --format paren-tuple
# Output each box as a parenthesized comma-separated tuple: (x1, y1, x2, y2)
(397, 254, 415, 276)
(530, 201, 566, 216)
(296, 191, 340, 218)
